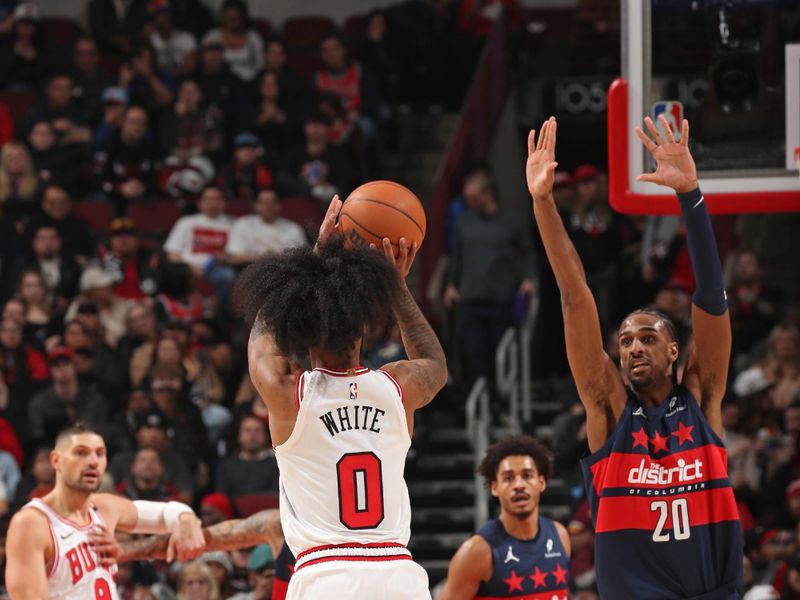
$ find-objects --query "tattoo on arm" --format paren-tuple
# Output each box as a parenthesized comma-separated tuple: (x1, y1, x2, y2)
(392, 284, 447, 406)
(119, 534, 171, 562)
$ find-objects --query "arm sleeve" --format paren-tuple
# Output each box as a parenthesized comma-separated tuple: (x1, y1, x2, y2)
(163, 218, 188, 256)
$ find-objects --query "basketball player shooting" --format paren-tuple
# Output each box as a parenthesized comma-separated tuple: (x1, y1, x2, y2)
(438, 434, 570, 600)
(4, 422, 205, 600)
(527, 116, 743, 599)
(238, 197, 448, 600)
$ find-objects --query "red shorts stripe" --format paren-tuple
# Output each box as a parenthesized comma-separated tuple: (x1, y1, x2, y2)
(595, 487, 740, 533)
(475, 593, 567, 600)
(296, 542, 407, 560)
(295, 554, 412, 572)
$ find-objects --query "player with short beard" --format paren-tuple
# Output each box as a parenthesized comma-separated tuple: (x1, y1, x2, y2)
(4, 422, 205, 599)
(438, 435, 570, 600)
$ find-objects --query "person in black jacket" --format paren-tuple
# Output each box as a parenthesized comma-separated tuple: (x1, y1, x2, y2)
(13, 224, 81, 308)
(88, 0, 149, 58)
(24, 185, 94, 263)
(94, 105, 160, 215)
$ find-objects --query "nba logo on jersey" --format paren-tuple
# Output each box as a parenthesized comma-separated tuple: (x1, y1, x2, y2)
(349, 382, 358, 400)
(652, 101, 683, 140)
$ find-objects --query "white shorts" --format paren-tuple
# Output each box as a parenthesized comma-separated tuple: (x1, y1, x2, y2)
(286, 559, 431, 600)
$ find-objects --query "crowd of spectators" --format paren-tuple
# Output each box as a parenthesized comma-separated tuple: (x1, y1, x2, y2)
(0, 0, 483, 597)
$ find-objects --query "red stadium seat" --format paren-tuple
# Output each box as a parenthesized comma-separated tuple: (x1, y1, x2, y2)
(0, 104, 13, 146)
(0, 91, 37, 121)
(40, 17, 84, 48)
(281, 196, 322, 234)
(227, 200, 252, 217)
(128, 200, 183, 235)
(233, 493, 279, 517)
(281, 16, 337, 47)
(252, 18, 273, 43)
(97, 54, 123, 77)
(286, 53, 323, 79)
(72, 201, 113, 234)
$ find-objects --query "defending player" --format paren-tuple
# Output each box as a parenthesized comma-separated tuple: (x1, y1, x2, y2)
(238, 198, 448, 599)
(527, 115, 742, 598)
(439, 434, 570, 600)
(4, 422, 205, 600)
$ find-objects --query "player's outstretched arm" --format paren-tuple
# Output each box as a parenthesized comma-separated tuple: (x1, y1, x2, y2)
(5, 509, 51, 599)
(437, 535, 493, 600)
(635, 116, 730, 435)
(378, 238, 448, 411)
(527, 118, 626, 451)
(115, 509, 283, 563)
(92, 493, 205, 562)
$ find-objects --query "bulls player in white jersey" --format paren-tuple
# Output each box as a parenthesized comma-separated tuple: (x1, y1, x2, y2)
(239, 196, 448, 599)
(4, 422, 206, 599)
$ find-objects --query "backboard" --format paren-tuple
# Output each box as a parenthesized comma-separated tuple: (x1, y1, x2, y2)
(610, 0, 800, 214)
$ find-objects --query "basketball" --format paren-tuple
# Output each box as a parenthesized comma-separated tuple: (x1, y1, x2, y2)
(339, 180, 426, 255)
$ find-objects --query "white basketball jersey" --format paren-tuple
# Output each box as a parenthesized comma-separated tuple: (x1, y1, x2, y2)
(275, 367, 412, 555)
(24, 498, 119, 600)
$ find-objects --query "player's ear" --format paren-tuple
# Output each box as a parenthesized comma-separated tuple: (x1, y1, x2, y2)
(50, 449, 60, 470)
(490, 480, 499, 498)
(668, 341, 679, 364)
(539, 475, 547, 493)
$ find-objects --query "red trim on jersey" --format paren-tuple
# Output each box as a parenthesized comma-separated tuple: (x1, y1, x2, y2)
(295, 541, 407, 560)
(294, 371, 303, 411)
(295, 554, 412, 572)
(475, 593, 567, 600)
(29, 498, 95, 531)
(589, 444, 730, 493)
(313, 366, 370, 377)
(378, 369, 404, 404)
(594, 487, 740, 533)
(272, 577, 289, 600)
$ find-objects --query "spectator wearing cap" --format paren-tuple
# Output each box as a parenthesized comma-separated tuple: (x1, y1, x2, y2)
(95, 105, 160, 215)
(23, 73, 91, 147)
(24, 185, 94, 262)
(97, 217, 160, 301)
(225, 188, 306, 266)
(205, 0, 264, 82)
(728, 250, 785, 363)
(228, 544, 275, 600)
(218, 133, 273, 203)
(200, 492, 234, 527)
(90, 86, 130, 151)
(148, 0, 197, 77)
(88, 0, 149, 57)
(13, 224, 81, 305)
(27, 346, 109, 447)
(0, 3, 64, 91)
(280, 112, 357, 202)
(109, 409, 195, 504)
(116, 447, 181, 501)
(216, 415, 279, 499)
(563, 164, 621, 330)
(71, 37, 115, 126)
(159, 79, 224, 162)
(164, 185, 236, 311)
(203, 551, 235, 598)
(65, 266, 131, 346)
(195, 29, 250, 130)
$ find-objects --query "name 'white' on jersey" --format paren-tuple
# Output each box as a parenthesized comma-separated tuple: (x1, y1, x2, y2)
(275, 366, 412, 556)
(24, 498, 119, 600)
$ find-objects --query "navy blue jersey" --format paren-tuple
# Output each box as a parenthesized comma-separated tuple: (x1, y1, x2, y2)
(581, 386, 743, 599)
(272, 544, 295, 600)
(474, 517, 569, 600)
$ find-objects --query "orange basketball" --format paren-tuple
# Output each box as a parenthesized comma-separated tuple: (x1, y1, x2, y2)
(339, 180, 426, 255)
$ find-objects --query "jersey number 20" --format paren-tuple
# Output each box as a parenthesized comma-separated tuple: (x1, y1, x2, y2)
(336, 452, 385, 529)
(651, 499, 691, 542)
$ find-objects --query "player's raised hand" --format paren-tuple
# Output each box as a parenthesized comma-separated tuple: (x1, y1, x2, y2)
(166, 513, 205, 563)
(314, 194, 343, 253)
(526, 117, 559, 200)
(635, 116, 698, 193)
(376, 237, 417, 280)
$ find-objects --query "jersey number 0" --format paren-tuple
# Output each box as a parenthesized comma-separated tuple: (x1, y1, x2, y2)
(336, 452, 385, 529)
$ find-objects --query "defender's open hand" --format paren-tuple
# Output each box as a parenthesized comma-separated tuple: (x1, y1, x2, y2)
(526, 117, 559, 200)
(635, 116, 698, 194)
